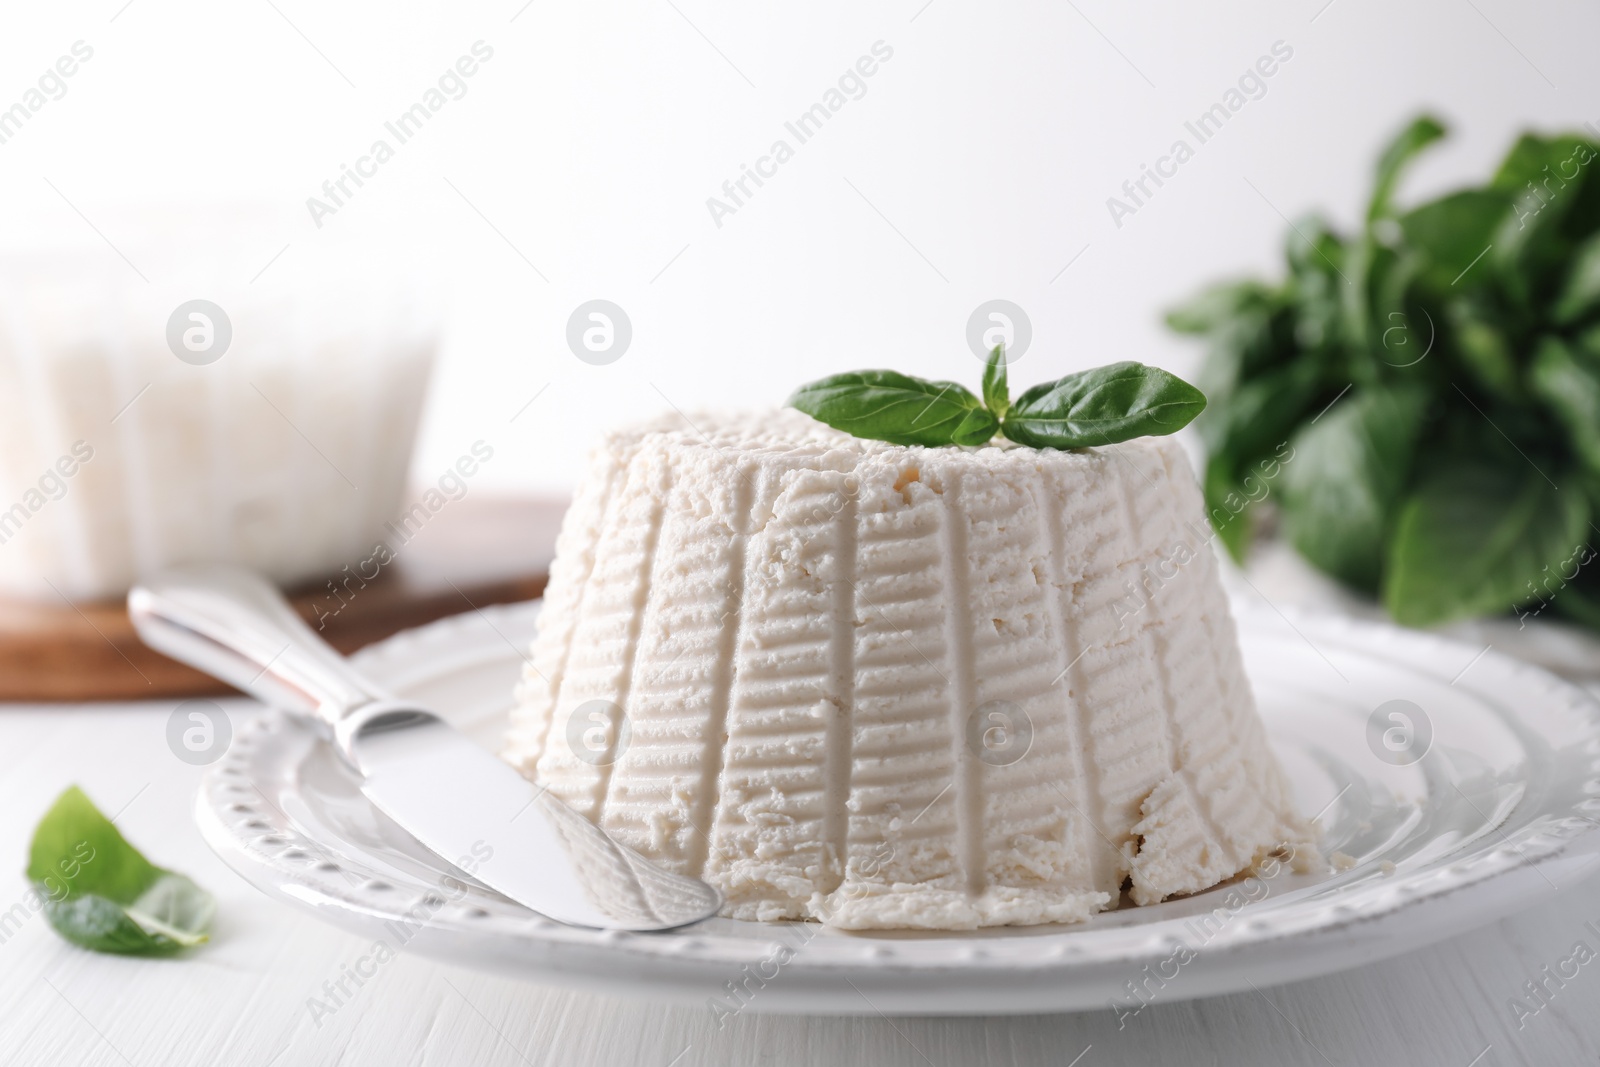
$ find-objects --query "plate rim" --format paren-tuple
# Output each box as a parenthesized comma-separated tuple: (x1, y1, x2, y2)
(194, 599, 1600, 996)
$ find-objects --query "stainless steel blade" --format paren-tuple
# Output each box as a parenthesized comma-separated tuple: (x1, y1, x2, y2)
(346, 705, 721, 931)
(128, 566, 722, 932)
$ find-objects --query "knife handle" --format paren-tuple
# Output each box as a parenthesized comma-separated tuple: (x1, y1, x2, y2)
(128, 566, 389, 730)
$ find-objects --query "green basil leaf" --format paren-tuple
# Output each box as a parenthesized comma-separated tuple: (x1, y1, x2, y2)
(1492, 202, 1571, 313)
(788, 370, 993, 447)
(1577, 321, 1600, 360)
(1192, 302, 1294, 426)
(1396, 190, 1511, 292)
(981, 344, 1009, 419)
(1368, 251, 1430, 368)
(1547, 547, 1600, 631)
(1529, 336, 1600, 474)
(1337, 234, 1380, 369)
(1368, 115, 1447, 221)
(1281, 387, 1430, 592)
(1198, 360, 1321, 460)
(1445, 300, 1521, 398)
(1490, 133, 1596, 197)
(1286, 214, 1347, 282)
(1490, 134, 1599, 309)
(951, 406, 1001, 447)
(1384, 462, 1588, 627)
(123, 875, 215, 947)
(27, 785, 214, 955)
(1164, 280, 1278, 336)
(1203, 454, 1256, 564)
(1283, 216, 1350, 367)
(1000, 362, 1206, 449)
(27, 785, 158, 899)
(1553, 231, 1600, 324)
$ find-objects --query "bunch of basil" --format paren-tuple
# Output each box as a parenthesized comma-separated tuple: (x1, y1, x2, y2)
(1169, 115, 1600, 630)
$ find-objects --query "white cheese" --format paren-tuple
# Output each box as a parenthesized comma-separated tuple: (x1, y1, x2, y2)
(505, 410, 1312, 929)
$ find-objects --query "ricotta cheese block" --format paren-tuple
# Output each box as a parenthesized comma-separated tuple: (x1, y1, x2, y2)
(504, 409, 1311, 930)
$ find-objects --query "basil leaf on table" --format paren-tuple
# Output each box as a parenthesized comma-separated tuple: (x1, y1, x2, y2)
(1000, 362, 1206, 449)
(1280, 387, 1430, 592)
(981, 344, 1009, 419)
(787, 371, 998, 447)
(1383, 462, 1589, 627)
(27, 785, 214, 955)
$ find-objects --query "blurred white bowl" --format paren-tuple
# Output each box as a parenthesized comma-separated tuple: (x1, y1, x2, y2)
(0, 204, 437, 601)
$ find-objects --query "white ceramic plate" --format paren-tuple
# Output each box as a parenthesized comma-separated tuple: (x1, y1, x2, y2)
(196, 601, 1600, 1016)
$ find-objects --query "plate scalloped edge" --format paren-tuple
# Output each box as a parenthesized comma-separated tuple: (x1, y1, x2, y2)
(194, 600, 1600, 981)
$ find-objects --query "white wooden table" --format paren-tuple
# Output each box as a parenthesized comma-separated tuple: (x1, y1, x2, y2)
(0, 694, 1597, 1067)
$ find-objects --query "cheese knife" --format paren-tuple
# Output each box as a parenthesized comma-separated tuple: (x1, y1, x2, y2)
(128, 566, 721, 932)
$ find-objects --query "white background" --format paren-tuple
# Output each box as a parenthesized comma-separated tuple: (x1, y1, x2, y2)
(0, 0, 1595, 496)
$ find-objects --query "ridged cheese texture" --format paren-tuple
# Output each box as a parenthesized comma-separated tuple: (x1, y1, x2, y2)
(504, 410, 1311, 930)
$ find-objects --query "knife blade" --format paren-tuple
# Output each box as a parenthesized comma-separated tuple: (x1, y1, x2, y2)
(128, 566, 721, 932)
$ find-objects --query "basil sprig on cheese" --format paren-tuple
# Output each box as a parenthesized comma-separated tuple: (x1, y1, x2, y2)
(788, 346, 1206, 449)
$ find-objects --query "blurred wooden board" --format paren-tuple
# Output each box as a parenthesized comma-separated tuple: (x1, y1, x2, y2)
(0, 496, 567, 703)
